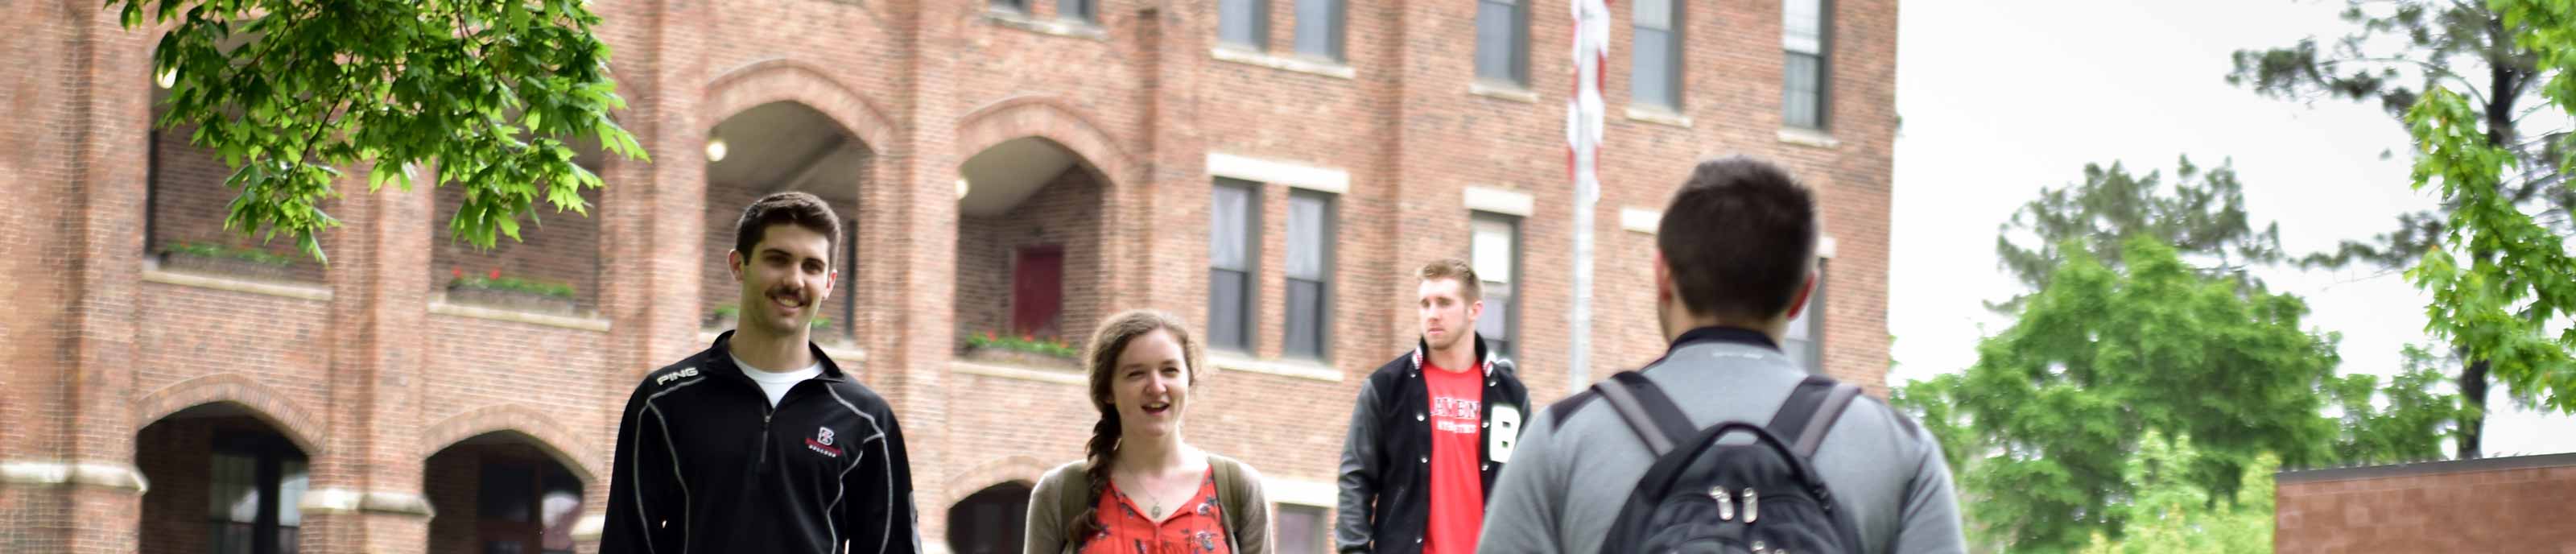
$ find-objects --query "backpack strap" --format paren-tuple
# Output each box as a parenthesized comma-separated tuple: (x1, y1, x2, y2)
(1210, 456, 1246, 552)
(1764, 375, 1864, 458)
(1592, 371, 1696, 456)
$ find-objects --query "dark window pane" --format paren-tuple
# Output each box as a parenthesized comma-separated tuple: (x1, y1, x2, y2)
(1633, 29, 1675, 107)
(1209, 268, 1250, 350)
(1059, 0, 1093, 21)
(211, 522, 254, 554)
(480, 463, 535, 523)
(209, 453, 260, 523)
(1784, 52, 1823, 129)
(1295, 0, 1343, 60)
(1476, 1, 1520, 83)
(1222, 0, 1268, 48)
(1286, 279, 1326, 358)
(992, 0, 1028, 11)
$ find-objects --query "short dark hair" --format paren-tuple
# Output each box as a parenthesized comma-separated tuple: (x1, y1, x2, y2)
(1656, 156, 1816, 320)
(734, 192, 842, 261)
(1418, 258, 1482, 301)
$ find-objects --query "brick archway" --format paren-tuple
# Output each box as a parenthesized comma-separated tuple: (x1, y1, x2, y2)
(131, 372, 328, 457)
(701, 58, 900, 153)
(943, 454, 1051, 500)
(418, 403, 603, 484)
(953, 95, 1137, 187)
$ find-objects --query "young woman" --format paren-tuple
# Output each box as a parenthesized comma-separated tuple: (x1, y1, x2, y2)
(1024, 310, 1272, 554)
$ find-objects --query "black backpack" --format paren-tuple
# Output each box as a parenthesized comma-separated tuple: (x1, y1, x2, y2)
(1593, 371, 1868, 554)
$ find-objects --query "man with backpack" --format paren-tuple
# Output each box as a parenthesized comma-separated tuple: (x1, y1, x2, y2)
(1477, 157, 1964, 554)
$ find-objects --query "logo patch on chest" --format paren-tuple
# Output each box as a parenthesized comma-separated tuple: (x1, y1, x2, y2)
(807, 426, 842, 457)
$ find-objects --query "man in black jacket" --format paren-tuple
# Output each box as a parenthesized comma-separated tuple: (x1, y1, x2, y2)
(1335, 258, 1532, 554)
(602, 192, 921, 554)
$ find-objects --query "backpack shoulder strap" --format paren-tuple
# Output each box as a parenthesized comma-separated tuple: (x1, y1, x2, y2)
(1210, 455, 1249, 552)
(1592, 371, 1697, 456)
(1763, 375, 1864, 458)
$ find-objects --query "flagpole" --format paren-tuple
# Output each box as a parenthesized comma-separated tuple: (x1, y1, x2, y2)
(1568, 0, 1610, 395)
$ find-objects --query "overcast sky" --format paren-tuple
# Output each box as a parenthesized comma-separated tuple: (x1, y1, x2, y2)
(1889, 0, 2576, 457)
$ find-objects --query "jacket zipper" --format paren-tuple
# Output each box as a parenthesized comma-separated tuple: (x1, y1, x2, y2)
(758, 407, 773, 467)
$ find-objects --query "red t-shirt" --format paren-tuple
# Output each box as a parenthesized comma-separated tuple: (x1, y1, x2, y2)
(1422, 358, 1485, 554)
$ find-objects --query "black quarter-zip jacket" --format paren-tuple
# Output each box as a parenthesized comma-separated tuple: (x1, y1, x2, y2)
(603, 331, 922, 554)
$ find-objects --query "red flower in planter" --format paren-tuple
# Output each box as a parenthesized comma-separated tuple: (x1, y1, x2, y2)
(489, 268, 502, 280)
(452, 267, 463, 279)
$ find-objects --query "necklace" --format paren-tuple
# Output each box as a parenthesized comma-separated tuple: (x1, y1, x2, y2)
(1125, 473, 1187, 519)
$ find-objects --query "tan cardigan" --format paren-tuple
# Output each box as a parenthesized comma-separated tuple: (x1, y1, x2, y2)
(1022, 453, 1272, 554)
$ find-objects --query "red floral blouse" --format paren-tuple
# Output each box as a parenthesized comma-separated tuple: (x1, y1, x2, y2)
(1080, 469, 1232, 554)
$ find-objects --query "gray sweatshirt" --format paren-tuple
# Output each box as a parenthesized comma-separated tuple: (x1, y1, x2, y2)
(1475, 334, 1966, 554)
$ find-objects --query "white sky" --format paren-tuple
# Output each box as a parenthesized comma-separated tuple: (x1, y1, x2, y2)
(1889, 0, 2576, 457)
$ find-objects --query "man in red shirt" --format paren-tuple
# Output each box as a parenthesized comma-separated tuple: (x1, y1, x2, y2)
(1335, 259, 1532, 554)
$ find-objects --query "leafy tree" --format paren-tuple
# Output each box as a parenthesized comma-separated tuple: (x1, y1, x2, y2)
(1929, 237, 2340, 552)
(2323, 345, 2468, 464)
(2232, 0, 2576, 457)
(116, 0, 648, 263)
(2075, 433, 2276, 554)
(1992, 157, 2285, 312)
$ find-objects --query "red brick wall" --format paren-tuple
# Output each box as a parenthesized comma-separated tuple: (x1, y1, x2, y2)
(2276, 457, 2576, 552)
(429, 180, 605, 311)
(8, 1, 1898, 552)
(148, 126, 330, 283)
(956, 165, 1108, 348)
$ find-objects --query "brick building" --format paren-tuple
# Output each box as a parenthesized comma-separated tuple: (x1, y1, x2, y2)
(1, 0, 1897, 552)
(2275, 453, 2576, 551)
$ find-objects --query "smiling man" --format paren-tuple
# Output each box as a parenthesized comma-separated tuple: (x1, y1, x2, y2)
(603, 192, 922, 554)
(1335, 258, 1530, 554)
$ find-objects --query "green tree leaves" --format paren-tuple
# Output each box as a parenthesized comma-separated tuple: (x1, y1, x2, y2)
(118, 0, 649, 263)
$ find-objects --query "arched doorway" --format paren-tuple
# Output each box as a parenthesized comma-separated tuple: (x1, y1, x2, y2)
(953, 137, 1113, 366)
(423, 431, 589, 554)
(134, 402, 315, 554)
(947, 481, 1034, 554)
(701, 101, 873, 345)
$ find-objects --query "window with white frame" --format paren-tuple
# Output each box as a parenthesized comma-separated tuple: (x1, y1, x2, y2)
(1476, 0, 1529, 85)
(1784, 261, 1827, 374)
(1284, 192, 1335, 360)
(1222, 0, 1269, 48)
(1633, 0, 1682, 109)
(1472, 215, 1519, 358)
(1276, 503, 1330, 553)
(1782, 0, 1830, 129)
(1294, 0, 1344, 60)
(1209, 180, 1261, 352)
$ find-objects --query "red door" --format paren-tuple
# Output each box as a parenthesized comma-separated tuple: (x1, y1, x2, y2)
(1012, 246, 1065, 338)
